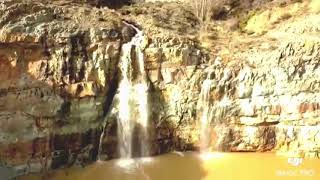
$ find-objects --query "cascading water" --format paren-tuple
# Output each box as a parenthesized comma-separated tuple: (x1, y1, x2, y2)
(129, 22, 150, 157)
(99, 21, 150, 160)
(118, 39, 134, 158)
(197, 74, 213, 152)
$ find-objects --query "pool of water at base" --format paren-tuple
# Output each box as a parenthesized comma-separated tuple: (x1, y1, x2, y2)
(20, 152, 320, 180)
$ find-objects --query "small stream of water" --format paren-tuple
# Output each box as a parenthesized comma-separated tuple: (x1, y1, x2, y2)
(197, 73, 214, 151)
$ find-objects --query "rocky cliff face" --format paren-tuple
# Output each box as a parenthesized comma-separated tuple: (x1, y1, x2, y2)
(0, 0, 319, 177)
(0, 0, 126, 173)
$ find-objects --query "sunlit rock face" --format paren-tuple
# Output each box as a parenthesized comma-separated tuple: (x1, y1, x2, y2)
(138, 11, 320, 157)
(197, 20, 320, 156)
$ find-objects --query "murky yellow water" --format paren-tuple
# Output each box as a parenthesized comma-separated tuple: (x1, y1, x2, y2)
(21, 152, 320, 180)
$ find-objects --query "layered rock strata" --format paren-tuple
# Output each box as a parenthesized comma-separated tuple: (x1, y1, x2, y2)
(0, 0, 319, 177)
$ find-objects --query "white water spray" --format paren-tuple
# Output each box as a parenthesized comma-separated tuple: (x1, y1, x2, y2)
(118, 40, 134, 158)
(98, 22, 150, 160)
(117, 22, 150, 158)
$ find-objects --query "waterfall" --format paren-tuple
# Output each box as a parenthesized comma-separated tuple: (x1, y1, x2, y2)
(198, 75, 213, 151)
(118, 39, 134, 158)
(99, 22, 150, 160)
(128, 22, 150, 157)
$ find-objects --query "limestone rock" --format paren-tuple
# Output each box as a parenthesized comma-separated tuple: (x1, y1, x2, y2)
(0, 0, 320, 176)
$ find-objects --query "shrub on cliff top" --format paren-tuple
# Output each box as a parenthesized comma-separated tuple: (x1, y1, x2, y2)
(189, 0, 229, 22)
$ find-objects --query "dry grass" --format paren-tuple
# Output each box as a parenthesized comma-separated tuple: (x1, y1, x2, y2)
(120, 2, 200, 37)
(243, 3, 304, 35)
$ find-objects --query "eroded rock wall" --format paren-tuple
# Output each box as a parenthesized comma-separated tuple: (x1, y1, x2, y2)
(144, 14, 320, 157)
(0, 0, 319, 177)
(0, 0, 125, 173)
(145, 13, 320, 157)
